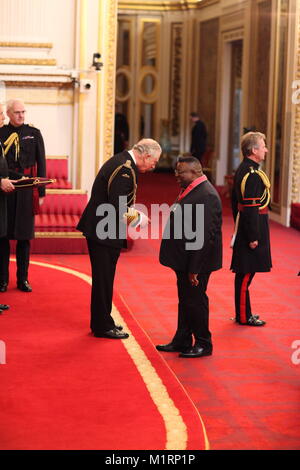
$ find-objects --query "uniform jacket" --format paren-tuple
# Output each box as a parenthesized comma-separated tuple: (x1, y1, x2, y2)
(77, 151, 138, 249)
(190, 120, 207, 161)
(0, 123, 46, 240)
(159, 180, 222, 273)
(230, 157, 272, 273)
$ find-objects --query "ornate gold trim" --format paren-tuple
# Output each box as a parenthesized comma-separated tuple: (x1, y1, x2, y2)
(118, 0, 218, 11)
(103, 0, 118, 162)
(46, 189, 86, 195)
(46, 155, 68, 160)
(34, 231, 84, 238)
(0, 58, 56, 66)
(0, 41, 52, 49)
(3, 81, 73, 89)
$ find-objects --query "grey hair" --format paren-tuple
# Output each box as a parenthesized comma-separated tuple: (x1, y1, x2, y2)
(6, 99, 25, 112)
(241, 132, 266, 157)
(133, 139, 162, 157)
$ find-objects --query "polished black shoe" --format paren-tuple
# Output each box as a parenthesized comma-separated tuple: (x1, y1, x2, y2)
(0, 304, 9, 310)
(179, 345, 212, 358)
(156, 342, 191, 353)
(115, 324, 123, 331)
(94, 327, 129, 339)
(238, 315, 266, 326)
(17, 281, 32, 292)
(0, 282, 8, 293)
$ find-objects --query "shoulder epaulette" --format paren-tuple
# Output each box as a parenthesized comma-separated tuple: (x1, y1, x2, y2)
(107, 160, 137, 206)
(241, 167, 271, 210)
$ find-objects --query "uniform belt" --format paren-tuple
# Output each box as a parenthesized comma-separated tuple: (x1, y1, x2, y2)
(238, 203, 268, 214)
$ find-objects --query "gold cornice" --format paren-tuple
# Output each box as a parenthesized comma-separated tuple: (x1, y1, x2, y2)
(3, 80, 73, 89)
(0, 58, 56, 66)
(0, 41, 52, 49)
(118, 0, 219, 11)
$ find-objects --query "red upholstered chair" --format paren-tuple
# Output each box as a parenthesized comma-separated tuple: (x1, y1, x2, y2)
(35, 191, 88, 232)
(46, 157, 72, 189)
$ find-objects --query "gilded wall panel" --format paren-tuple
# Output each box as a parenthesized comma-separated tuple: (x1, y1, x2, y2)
(292, 6, 300, 202)
(253, 0, 271, 134)
(169, 23, 183, 137)
(197, 18, 219, 150)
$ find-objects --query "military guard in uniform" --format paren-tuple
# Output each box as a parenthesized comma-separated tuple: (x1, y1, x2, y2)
(231, 131, 272, 326)
(0, 103, 15, 311)
(0, 99, 46, 293)
(77, 138, 161, 339)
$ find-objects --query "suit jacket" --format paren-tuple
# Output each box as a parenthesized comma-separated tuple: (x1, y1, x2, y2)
(230, 157, 272, 273)
(0, 123, 46, 240)
(190, 120, 207, 161)
(159, 180, 222, 273)
(77, 151, 138, 249)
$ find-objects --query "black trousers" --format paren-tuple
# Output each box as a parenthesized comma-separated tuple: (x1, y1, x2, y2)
(234, 273, 255, 323)
(0, 237, 30, 283)
(87, 238, 121, 334)
(171, 271, 212, 350)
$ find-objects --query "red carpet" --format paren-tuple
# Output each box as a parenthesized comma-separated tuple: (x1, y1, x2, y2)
(0, 259, 207, 450)
(1, 172, 299, 450)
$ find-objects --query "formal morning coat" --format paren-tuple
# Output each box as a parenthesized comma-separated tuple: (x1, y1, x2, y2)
(230, 157, 272, 273)
(77, 151, 138, 249)
(159, 179, 222, 274)
(0, 123, 46, 240)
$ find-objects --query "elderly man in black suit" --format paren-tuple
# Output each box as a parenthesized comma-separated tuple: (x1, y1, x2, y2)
(156, 156, 222, 358)
(77, 138, 161, 339)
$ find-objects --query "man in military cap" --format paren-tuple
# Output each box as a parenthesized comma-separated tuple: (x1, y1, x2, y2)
(77, 138, 161, 339)
(0, 99, 46, 293)
(230, 131, 272, 326)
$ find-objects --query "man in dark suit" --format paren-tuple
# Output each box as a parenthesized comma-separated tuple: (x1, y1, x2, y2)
(156, 156, 222, 358)
(77, 138, 161, 339)
(190, 112, 207, 163)
(0, 103, 15, 313)
(230, 132, 271, 326)
(0, 99, 46, 293)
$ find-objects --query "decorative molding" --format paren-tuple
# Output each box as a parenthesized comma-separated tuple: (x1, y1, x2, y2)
(118, 0, 219, 11)
(222, 28, 244, 42)
(292, 6, 300, 202)
(0, 58, 56, 66)
(3, 80, 73, 89)
(169, 23, 183, 137)
(0, 41, 52, 49)
(35, 231, 85, 238)
(103, 0, 118, 162)
(47, 189, 86, 195)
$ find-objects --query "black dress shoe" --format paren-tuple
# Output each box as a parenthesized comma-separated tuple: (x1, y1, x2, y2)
(0, 304, 9, 310)
(0, 282, 8, 293)
(156, 342, 191, 353)
(94, 327, 129, 339)
(17, 281, 32, 292)
(238, 315, 266, 326)
(115, 324, 123, 331)
(179, 345, 212, 358)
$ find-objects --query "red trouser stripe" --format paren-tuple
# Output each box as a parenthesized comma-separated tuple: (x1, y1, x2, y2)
(240, 273, 251, 324)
